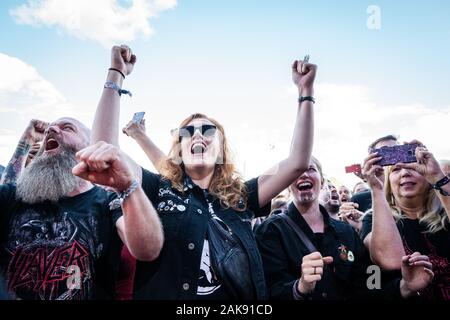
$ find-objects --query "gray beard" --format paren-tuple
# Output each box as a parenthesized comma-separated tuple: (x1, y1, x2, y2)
(16, 146, 82, 204)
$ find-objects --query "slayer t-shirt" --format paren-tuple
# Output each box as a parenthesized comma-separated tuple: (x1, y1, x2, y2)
(0, 184, 122, 300)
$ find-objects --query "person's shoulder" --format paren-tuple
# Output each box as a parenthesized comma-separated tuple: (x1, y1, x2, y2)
(255, 212, 286, 235)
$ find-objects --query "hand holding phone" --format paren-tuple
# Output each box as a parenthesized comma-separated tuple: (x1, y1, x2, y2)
(372, 144, 418, 166)
(132, 111, 145, 124)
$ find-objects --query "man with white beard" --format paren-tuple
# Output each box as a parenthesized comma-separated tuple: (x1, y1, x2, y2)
(0, 117, 163, 300)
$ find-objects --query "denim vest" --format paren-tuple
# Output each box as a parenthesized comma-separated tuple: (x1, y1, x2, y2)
(133, 168, 269, 300)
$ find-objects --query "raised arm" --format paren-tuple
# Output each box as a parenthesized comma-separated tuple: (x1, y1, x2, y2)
(91, 45, 144, 181)
(73, 141, 164, 261)
(122, 119, 166, 173)
(257, 59, 315, 207)
(362, 153, 405, 270)
(1, 120, 48, 185)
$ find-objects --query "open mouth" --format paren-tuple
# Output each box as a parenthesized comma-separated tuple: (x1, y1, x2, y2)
(45, 138, 60, 152)
(400, 182, 416, 188)
(191, 142, 206, 155)
(331, 194, 340, 201)
(297, 181, 313, 191)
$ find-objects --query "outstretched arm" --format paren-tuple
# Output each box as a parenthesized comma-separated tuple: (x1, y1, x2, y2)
(122, 119, 166, 173)
(258, 58, 315, 207)
(73, 142, 164, 261)
(91, 45, 144, 182)
(1, 120, 48, 185)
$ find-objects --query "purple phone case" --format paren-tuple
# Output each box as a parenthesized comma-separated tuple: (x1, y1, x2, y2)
(373, 144, 418, 166)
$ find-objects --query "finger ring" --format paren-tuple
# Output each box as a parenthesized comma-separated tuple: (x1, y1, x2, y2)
(313, 267, 317, 274)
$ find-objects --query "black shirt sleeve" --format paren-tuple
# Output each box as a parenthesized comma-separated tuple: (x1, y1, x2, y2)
(255, 218, 297, 299)
(360, 211, 373, 241)
(141, 168, 163, 205)
(245, 177, 271, 218)
(0, 184, 15, 230)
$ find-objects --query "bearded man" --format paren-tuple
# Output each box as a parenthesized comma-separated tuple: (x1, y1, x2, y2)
(0, 117, 163, 300)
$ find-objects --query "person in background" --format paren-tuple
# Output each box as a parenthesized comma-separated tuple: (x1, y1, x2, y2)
(353, 181, 369, 195)
(319, 179, 340, 220)
(361, 140, 449, 300)
(255, 156, 433, 300)
(338, 185, 351, 203)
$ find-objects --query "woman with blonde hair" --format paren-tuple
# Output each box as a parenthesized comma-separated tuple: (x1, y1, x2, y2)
(90, 45, 316, 300)
(361, 141, 450, 300)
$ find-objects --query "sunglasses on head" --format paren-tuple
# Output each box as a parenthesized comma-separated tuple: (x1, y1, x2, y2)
(178, 124, 217, 141)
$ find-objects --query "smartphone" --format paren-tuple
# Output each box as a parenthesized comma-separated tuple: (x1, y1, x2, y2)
(372, 144, 418, 166)
(345, 164, 361, 174)
(132, 112, 145, 123)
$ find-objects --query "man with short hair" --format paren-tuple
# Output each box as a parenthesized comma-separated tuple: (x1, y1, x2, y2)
(319, 179, 340, 220)
(0, 117, 163, 300)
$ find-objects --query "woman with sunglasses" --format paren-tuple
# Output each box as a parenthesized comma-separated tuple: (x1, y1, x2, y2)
(90, 45, 316, 300)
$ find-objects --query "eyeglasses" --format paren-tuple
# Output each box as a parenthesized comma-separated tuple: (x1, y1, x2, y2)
(178, 124, 217, 141)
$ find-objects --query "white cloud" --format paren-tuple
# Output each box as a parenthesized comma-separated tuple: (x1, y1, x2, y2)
(310, 83, 450, 189)
(0, 53, 80, 165)
(232, 83, 450, 191)
(10, 0, 177, 47)
(0, 52, 71, 116)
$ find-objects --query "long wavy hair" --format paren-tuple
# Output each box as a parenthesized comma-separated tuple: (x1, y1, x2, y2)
(384, 166, 448, 233)
(159, 113, 248, 211)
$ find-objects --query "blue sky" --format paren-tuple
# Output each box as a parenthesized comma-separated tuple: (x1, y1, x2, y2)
(1, 0, 449, 189)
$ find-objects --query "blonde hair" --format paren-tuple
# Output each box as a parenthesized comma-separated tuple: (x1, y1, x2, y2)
(384, 166, 448, 233)
(159, 113, 248, 211)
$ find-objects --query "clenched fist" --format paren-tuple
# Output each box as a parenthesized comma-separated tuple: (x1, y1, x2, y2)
(110, 44, 137, 77)
(72, 141, 135, 192)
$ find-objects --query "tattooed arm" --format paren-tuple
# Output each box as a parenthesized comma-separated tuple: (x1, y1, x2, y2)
(0, 120, 48, 185)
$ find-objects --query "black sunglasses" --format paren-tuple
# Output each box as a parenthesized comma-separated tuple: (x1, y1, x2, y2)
(179, 124, 217, 141)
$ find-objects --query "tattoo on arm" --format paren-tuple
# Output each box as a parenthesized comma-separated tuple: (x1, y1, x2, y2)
(0, 141, 31, 185)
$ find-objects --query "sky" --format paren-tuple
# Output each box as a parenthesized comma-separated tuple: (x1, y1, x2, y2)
(0, 0, 449, 190)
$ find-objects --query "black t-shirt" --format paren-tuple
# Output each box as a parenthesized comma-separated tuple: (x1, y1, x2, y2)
(361, 212, 450, 300)
(0, 184, 123, 300)
(134, 169, 270, 300)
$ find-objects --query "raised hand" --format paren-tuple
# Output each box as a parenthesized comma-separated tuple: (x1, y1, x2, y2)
(23, 119, 49, 144)
(339, 202, 363, 231)
(72, 141, 135, 192)
(396, 140, 446, 185)
(111, 44, 137, 77)
(122, 119, 146, 139)
(362, 153, 384, 191)
(292, 56, 317, 95)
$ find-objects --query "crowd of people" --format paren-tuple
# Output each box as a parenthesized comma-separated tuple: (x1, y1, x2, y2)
(0, 45, 448, 301)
